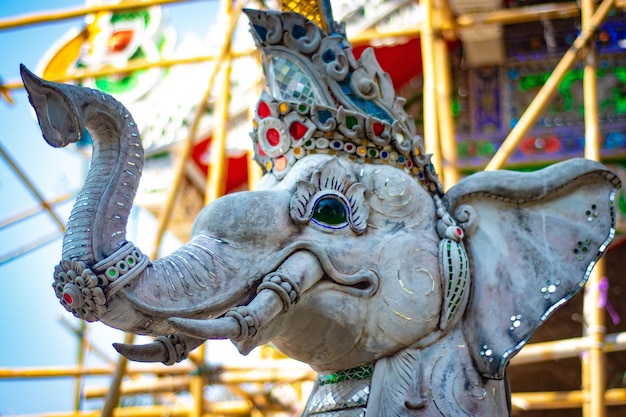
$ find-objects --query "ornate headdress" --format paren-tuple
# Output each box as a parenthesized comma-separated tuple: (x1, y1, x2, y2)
(245, 3, 469, 332)
(244, 2, 443, 197)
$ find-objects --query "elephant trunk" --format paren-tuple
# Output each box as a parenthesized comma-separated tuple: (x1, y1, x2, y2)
(22, 67, 323, 364)
(21, 64, 141, 263)
(20, 67, 235, 329)
(19, 67, 237, 363)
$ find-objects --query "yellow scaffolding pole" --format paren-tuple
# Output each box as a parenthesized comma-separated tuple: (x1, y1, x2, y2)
(580, 0, 608, 414)
(510, 332, 626, 365)
(204, 0, 234, 205)
(0, 0, 202, 31)
(433, 2, 458, 190)
(101, 333, 135, 417)
(420, 0, 442, 176)
(0, 51, 255, 94)
(512, 388, 626, 411)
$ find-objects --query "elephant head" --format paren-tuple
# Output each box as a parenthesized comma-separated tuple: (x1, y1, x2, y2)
(22, 6, 621, 417)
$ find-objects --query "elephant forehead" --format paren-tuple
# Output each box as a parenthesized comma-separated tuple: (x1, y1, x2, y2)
(261, 155, 436, 227)
(257, 154, 331, 191)
(363, 165, 435, 228)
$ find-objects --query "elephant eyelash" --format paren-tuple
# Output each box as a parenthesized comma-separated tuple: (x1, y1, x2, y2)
(289, 158, 369, 233)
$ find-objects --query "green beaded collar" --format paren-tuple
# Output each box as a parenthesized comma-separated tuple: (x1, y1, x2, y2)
(317, 364, 373, 386)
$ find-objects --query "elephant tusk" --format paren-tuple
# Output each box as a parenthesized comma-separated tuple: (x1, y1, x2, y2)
(168, 316, 242, 340)
(169, 251, 324, 347)
(113, 334, 201, 365)
(113, 340, 169, 364)
(164, 283, 292, 342)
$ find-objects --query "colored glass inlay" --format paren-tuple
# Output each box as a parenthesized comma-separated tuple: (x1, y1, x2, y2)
(258, 101, 271, 119)
(318, 110, 332, 124)
(266, 128, 280, 146)
(292, 25, 306, 39)
(322, 49, 335, 63)
(257, 143, 266, 157)
(290, 121, 308, 140)
(373, 122, 384, 136)
(270, 57, 317, 105)
(253, 25, 268, 42)
(318, 365, 373, 386)
(275, 155, 288, 171)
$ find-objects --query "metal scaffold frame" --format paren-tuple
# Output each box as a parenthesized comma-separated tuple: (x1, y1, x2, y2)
(0, 0, 625, 415)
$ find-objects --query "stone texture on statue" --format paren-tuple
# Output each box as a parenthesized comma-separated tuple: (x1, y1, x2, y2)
(20, 6, 621, 417)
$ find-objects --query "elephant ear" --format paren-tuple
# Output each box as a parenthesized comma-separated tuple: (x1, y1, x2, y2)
(443, 158, 621, 379)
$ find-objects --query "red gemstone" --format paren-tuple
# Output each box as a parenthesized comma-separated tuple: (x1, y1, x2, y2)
(290, 121, 308, 140)
(373, 122, 384, 136)
(63, 293, 73, 304)
(266, 128, 280, 146)
(456, 228, 462, 237)
(258, 101, 271, 119)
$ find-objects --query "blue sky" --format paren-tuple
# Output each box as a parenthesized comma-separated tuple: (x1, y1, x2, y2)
(0, 1, 231, 413)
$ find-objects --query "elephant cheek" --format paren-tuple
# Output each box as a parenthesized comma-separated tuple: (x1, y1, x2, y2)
(367, 234, 442, 349)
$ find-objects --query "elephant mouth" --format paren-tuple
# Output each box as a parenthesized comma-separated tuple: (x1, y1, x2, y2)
(298, 243, 380, 298)
(316, 268, 378, 296)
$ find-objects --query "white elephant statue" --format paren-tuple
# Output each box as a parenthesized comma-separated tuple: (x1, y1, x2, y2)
(21, 5, 620, 417)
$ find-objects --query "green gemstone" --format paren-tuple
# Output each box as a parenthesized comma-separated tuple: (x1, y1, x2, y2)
(346, 116, 357, 129)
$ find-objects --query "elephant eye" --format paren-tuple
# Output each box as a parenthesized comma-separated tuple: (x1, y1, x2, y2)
(290, 159, 368, 234)
(312, 196, 348, 228)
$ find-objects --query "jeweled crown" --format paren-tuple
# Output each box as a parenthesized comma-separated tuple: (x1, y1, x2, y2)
(244, 6, 443, 196)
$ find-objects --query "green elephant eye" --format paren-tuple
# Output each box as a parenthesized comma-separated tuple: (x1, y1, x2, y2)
(312, 196, 348, 228)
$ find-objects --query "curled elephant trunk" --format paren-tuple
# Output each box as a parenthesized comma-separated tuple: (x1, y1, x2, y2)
(20, 64, 142, 262)
(21, 66, 326, 364)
